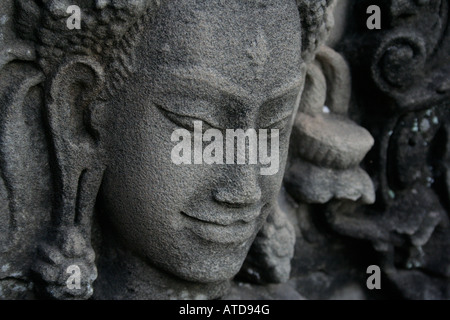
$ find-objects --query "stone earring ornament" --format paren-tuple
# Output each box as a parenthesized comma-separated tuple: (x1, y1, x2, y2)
(32, 56, 107, 299)
(285, 45, 375, 205)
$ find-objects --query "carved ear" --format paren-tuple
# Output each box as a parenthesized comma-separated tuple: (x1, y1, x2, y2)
(299, 45, 351, 116)
(315, 45, 351, 116)
(46, 56, 105, 231)
(33, 56, 106, 299)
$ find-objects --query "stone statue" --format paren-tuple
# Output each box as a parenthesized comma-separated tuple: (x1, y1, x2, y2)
(4, 0, 443, 301)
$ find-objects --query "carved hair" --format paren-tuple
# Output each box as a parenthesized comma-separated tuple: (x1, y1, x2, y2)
(14, 0, 161, 97)
(297, 0, 335, 62)
(14, 0, 334, 76)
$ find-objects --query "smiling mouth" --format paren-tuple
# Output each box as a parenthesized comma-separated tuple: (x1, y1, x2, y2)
(181, 207, 261, 226)
(180, 208, 263, 245)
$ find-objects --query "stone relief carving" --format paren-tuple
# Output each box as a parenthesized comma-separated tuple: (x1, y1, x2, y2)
(0, 0, 447, 300)
(327, 0, 450, 299)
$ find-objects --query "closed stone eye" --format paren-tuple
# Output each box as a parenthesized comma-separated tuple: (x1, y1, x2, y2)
(156, 104, 215, 131)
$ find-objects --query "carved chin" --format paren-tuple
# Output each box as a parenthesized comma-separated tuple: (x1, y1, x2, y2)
(162, 243, 253, 284)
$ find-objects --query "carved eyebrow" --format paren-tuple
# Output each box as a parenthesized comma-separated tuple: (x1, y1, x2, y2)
(159, 66, 303, 105)
(167, 66, 250, 103)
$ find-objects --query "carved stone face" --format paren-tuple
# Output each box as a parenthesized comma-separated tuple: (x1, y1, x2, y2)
(99, 0, 304, 282)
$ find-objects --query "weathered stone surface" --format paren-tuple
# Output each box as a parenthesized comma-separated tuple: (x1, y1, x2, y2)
(0, 0, 448, 300)
(323, 0, 450, 299)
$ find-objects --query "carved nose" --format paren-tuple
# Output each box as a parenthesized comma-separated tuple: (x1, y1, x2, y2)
(213, 166, 262, 207)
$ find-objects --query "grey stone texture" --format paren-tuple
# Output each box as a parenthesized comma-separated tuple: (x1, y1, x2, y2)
(0, 0, 448, 300)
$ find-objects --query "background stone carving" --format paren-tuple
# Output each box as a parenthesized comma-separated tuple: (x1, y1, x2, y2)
(278, 0, 449, 299)
(334, 0, 449, 299)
